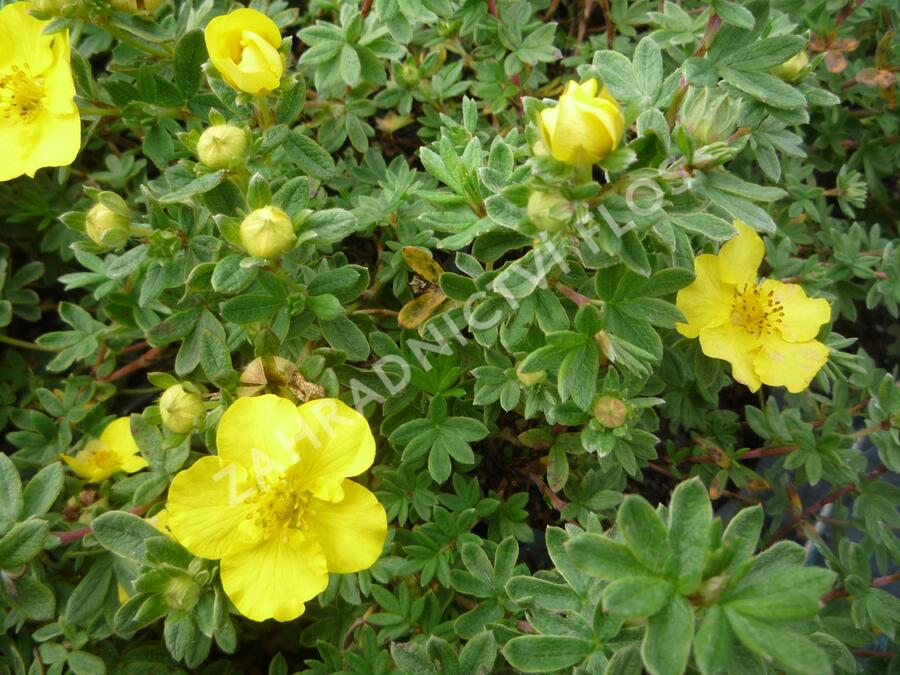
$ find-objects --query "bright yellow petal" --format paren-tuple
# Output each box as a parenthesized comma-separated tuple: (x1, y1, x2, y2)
(166, 456, 257, 560)
(306, 480, 387, 574)
(698, 323, 763, 392)
(547, 87, 613, 164)
(0, 124, 27, 181)
(0, 2, 53, 73)
(100, 417, 139, 458)
(205, 8, 282, 94)
(39, 29, 77, 116)
(14, 109, 80, 178)
(220, 530, 328, 622)
(675, 253, 733, 338)
(717, 220, 764, 287)
(753, 335, 829, 393)
(759, 279, 831, 343)
(293, 398, 376, 502)
(119, 454, 148, 474)
(216, 395, 303, 478)
(60, 450, 103, 481)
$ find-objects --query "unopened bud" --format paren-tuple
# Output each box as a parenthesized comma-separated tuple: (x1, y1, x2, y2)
(679, 87, 738, 146)
(159, 385, 205, 434)
(593, 395, 627, 428)
(85, 194, 131, 249)
(31, 0, 68, 14)
(398, 62, 420, 86)
(197, 124, 248, 170)
(110, 0, 167, 13)
(772, 51, 809, 82)
(164, 575, 200, 611)
(527, 190, 573, 232)
(240, 206, 295, 259)
(516, 362, 546, 387)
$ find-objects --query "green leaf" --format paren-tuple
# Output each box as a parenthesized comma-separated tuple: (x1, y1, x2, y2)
(618, 495, 673, 575)
(502, 635, 593, 672)
(159, 171, 226, 204)
(174, 30, 206, 97)
(604, 644, 643, 675)
(286, 131, 336, 180)
(712, 0, 754, 28)
(633, 37, 663, 100)
(722, 505, 763, 571)
(221, 293, 284, 324)
(67, 650, 107, 675)
(670, 213, 736, 241)
(506, 576, 581, 610)
(304, 209, 358, 245)
(566, 533, 648, 580)
(64, 556, 113, 626)
(340, 44, 361, 86)
(693, 605, 732, 675)
(0, 453, 23, 531)
(724, 609, 832, 675)
(603, 576, 672, 618)
(391, 641, 438, 675)
(90, 511, 161, 563)
(459, 631, 497, 674)
(719, 66, 806, 110)
(23, 462, 64, 517)
(0, 519, 49, 568)
(724, 35, 805, 72)
(641, 596, 694, 675)
(667, 477, 712, 594)
(320, 315, 370, 360)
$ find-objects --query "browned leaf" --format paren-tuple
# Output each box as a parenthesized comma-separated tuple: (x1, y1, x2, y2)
(832, 37, 859, 53)
(398, 289, 446, 329)
(402, 246, 444, 283)
(856, 67, 897, 88)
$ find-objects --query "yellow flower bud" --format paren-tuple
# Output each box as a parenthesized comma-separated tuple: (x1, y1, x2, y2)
(593, 395, 628, 428)
(196, 124, 248, 170)
(538, 79, 625, 166)
(31, 0, 68, 14)
(204, 8, 284, 94)
(240, 206, 295, 259)
(772, 51, 809, 82)
(516, 362, 546, 387)
(159, 384, 205, 434)
(527, 190, 573, 232)
(85, 195, 130, 250)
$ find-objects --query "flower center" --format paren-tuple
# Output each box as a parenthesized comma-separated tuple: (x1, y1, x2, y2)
(88, 448, 119, 469)
(730, 283, 784, 336)
(245, 467, 316, 537)
(0, 66, 44, 123)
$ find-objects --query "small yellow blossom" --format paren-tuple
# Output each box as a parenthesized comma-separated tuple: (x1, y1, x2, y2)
(0, 1, 80, 181)
(166, 395, 387, 622)
(676, 221, 831, 393)
(61, 418, 148, 483)
(204, 8, 283, 95)
(538, 79, 624, 166)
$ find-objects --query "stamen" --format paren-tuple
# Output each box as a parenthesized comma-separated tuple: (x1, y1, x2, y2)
(0, 66, 45, 123)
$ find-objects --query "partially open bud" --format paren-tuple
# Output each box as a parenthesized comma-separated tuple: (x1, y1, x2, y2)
(772, 51, 809, 82)
(240, 206, 295, 259)
(31, 0, 68, 14)
(516, 362, 546, 387)
(593, 395, 628, 428)
(197, 124, 248, 170)
(527, 190, 574, 233)
(159, 384, 205, 434)
(679, 87, 738, 146)
(85, 194, 131, 250)
(398, 61, 420, 86)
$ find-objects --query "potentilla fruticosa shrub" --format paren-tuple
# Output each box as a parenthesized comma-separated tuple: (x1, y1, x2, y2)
(0, 0, 897, 673)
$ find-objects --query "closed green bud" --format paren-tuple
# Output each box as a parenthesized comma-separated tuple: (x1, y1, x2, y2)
(240, 206, 295, 259)
(679, 87, 738, 146)
(164, 574, 200, 611)
(527, 190, 573, 232)
(772, 51, 809, 83)
(593, 395, 627, 428)
(159, 384, 205, 434)
(85, 193, 131, 249)
(516, 362, 546, 387)
(197, 124, 248, 170)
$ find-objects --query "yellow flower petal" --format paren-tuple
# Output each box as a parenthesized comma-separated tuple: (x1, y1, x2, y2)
(220, 530, 328, 622)
(717, 220, 764, 287)
(167, 456, 257, 559)
(675, 253, 733, 338)
(119, 454, 149, 473)
(306, 480, 387, 574)
(100, 417, 139, 459)
(753, 335, 829, 393)
(698, 323, 763, 392)
(760, 279, 831, 343)
(293, 398, 376, 502)
(216, 395, 303, 477)
(538, 79, 624, 165)
(0, 3, 53, 71)
(60, 449, 107, 482)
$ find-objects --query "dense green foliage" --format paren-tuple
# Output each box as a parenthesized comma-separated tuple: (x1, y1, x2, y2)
(1, 0, 898, 673)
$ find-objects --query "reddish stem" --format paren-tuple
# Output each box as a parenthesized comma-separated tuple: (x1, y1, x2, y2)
(103, 347, 163, 383)
(823, 572, 900, 602)
(51, 504, 150, 545)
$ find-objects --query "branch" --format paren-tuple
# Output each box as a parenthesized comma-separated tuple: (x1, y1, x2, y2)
(51, 504, 150, 545)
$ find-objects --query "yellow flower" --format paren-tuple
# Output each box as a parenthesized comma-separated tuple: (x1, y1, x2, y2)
(0, 1, 80, 181)
(676, 221, 831, 393)
(61, 418, 148, 483)
(538, 79, 625, 165)
(166, 395, 387, 622)
(204, 8, 283, 95)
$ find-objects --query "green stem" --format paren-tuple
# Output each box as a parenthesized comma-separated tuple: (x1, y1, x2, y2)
(573, 163, 593, 184)
(0, 334, 57, 352)
(77, 105, 122, 118)
(255, 95, 273, 128)
(104, 24, 168, 58)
